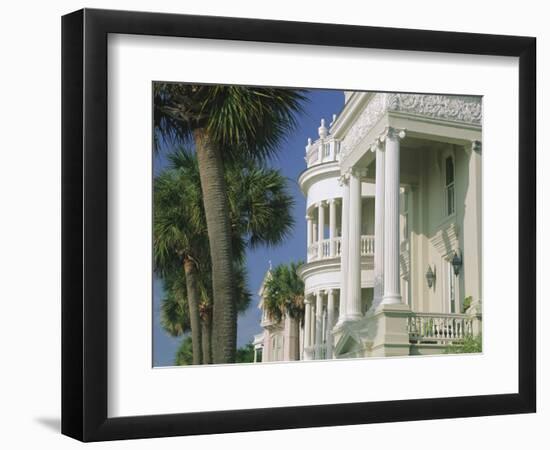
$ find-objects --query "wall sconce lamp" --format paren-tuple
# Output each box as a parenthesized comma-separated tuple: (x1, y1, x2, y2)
(452, 251, 463, 276)
(425, 265, 435, 289)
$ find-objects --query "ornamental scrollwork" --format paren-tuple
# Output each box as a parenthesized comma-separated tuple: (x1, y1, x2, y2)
(339, 93, 482, 163)
(387, 94, 482, 125)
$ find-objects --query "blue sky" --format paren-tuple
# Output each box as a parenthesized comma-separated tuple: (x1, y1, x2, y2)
(153, 88, 345, 366)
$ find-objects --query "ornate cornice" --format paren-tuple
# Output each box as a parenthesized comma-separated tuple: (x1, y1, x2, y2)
(387, 94, 482, 125)
(338, 93, 482, 163)
(340, 93, 387, 160)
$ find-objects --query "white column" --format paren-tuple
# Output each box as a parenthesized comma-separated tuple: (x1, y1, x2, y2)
(304, 296, 312, 349)
(326, 289, 335, 359)
(310, 301, 316, 350)
(315, 291, 323, 359)
(306, 214, 313, 247)
(318, 202, 325, 258)
(329, 199, 337, 256)
(382, 128, 405, 304)
(312, 219, 318, 244)
(373, 140, 385, 308)
(337, 174, 350, 325)
(346, 168, 364, 320)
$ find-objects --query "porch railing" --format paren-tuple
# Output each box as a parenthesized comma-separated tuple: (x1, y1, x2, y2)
(307, 235, 372, 262)
(361, 235, 375, 255)
(306, 139, 341, 168)
(408, 312, 473, 344)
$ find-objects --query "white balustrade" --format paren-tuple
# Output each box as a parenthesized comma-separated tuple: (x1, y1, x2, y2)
(320, 239, 331, 258)
(334, 237, 342, 257)
(361, 235, 375, 256)
(306, 139, 341, 168)
(307, 242, 319, 261)
(307, 236, 373, 262)
(307, 145, 319, 166)
(408, 313, 474, 344)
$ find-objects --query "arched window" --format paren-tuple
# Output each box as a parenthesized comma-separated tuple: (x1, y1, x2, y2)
(445, 155, 455, 216)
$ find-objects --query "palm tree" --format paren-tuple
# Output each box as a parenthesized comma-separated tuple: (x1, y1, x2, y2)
(161, 261, 251, 365)
(175, 336, 194, 366)
(154, 148, 295, 363)
(159, 268, 190, 339)
(264, 261, 305, 324)
(154, 84, 307, 363)
(196, 262, 252, 364)
(154, 159, 207, 364)
(263, 261, 305, 361)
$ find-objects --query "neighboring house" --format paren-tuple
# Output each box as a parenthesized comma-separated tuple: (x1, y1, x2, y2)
(254, 270, 301, 363)
(256, 91, 483, 362)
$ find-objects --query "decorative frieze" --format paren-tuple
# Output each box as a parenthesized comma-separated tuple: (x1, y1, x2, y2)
(340, 94, 387, 159)
(387, 94, 482, 125)
(340, 93, 482, 162)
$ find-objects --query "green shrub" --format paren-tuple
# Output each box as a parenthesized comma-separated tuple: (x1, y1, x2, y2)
(462, 296, 473, 313)
(445, 334, 482, 354)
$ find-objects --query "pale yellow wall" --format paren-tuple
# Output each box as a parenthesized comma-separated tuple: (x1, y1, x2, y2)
(405, 142, 481, 314)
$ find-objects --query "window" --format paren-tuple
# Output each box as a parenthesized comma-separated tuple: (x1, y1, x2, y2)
(445, 155, 455, 216)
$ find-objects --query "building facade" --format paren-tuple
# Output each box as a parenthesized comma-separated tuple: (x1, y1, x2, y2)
(256, 91, 483, 362)
(254, 270, 301, 363)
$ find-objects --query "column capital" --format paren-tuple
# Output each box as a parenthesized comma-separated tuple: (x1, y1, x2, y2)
(380, 127, 406, 142)
(327, 288, 335, 296)
(316, 200, 326, 208)
(369, 137, 383, 153)
(304, 296, 313, 305)
(338, 171, 351, 186)
(328, 197, 339, 205)
(471, 139, 482, 154)
(305, 214, 313, 221)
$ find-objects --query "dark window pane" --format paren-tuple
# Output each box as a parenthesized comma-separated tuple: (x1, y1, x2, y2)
(446, 156, 454, 185)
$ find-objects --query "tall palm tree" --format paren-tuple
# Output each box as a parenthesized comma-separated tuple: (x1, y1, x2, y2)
(263, 261, 305, 361)
(263, 261, 305, 324)
(154, 156, 206, 365)
(159, 268, 190, 339)
(161, 261, 251, 365)
(155, 148, 295, 363)
(196, 261, 252, 364)
(154, 84, 307, 363)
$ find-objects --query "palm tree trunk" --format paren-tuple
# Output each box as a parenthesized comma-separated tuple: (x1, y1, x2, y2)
(183, 257, 202, 365)
(194, 128, 236, 364)
(201, 312, 212, 364)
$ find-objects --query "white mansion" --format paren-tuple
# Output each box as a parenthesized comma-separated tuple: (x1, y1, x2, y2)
(254, 91, 483, 362)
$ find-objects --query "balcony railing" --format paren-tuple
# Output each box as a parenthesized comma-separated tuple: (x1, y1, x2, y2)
(361, 235, 375, 255)
(306, 139, 341, 168)
(408, 313, 473, 345)
(307, 235, 373, 262)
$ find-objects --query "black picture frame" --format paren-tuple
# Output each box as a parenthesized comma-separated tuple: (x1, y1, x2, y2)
(62, 8, 536, 442)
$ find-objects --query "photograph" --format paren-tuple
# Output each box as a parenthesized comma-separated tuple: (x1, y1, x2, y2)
(152, 84, 483, 366)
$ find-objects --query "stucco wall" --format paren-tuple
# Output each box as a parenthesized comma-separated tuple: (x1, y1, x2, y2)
(406, 142, 481, 314)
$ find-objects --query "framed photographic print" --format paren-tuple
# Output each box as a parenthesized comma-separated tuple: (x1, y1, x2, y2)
(61, 8, 536, 442)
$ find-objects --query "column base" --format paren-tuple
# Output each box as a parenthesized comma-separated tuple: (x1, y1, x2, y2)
(381, 294, 402, 305)
(343, 313, 363, 322)
(366, 303, 411, 357)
